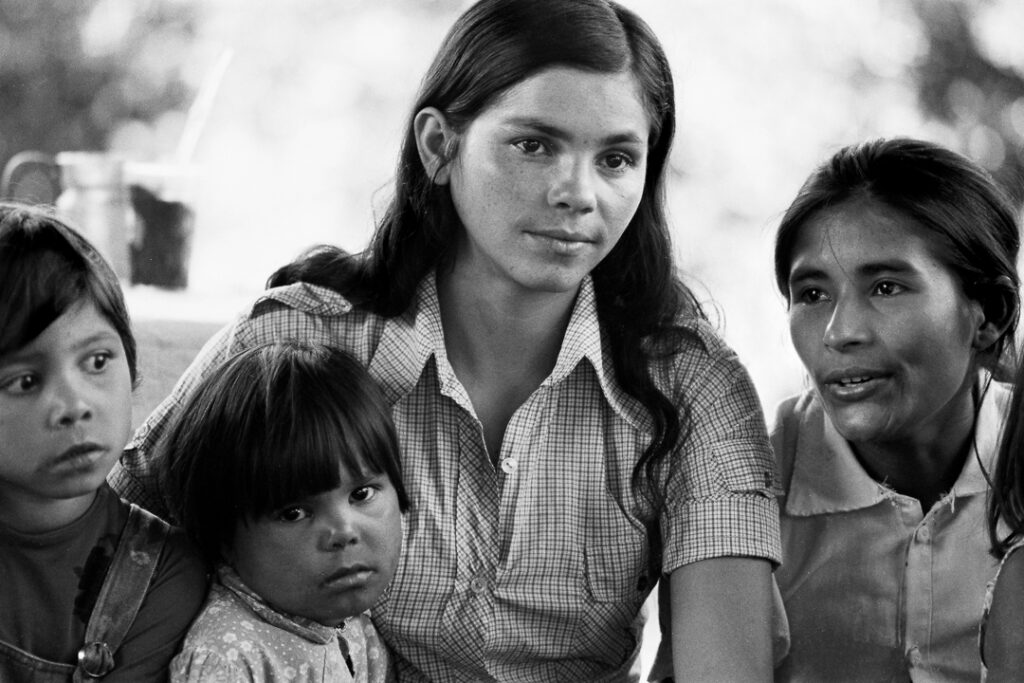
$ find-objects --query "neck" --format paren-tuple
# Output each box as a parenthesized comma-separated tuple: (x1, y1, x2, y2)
(435, 268, 580, 458)
(852, 387, 978, 511)
(437, 269, 578, 384)
(0, 489, 98, 534)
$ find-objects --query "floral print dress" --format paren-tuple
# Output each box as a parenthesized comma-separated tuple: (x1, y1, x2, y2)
(172, 566, 390, 682)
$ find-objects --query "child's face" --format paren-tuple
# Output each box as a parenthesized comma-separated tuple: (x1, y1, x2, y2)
(0, 300, 132, 526)
(228, 464, 403, 626)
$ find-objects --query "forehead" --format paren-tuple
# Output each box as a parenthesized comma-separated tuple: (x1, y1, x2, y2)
(1, 299, 119, 364)
(790, 200, 943, 274)
(478, 66, 650, 142)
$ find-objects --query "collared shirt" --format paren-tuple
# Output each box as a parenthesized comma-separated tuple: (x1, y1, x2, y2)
(171, 566, 388, 683)
(773, 380, 1010, 682)
(111, 274, 780, 682)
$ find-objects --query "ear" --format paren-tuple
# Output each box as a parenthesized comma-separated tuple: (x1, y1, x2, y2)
(974, 318, 1004, 352)
(414, 107, 455, 185)
(970, 291, 1014, 353)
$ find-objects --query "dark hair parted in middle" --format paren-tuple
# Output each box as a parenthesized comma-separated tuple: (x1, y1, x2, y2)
(774, 137, 1021, 376)
(160, 341, 409, 564)
(268, 0, 705, 498)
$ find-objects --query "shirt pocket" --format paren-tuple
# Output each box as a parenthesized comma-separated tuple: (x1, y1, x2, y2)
(582, 489, 652, 605)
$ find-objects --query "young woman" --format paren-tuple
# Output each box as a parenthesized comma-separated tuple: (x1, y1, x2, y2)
(111, 0, 781, 679)
(772, 138, 1020, 681)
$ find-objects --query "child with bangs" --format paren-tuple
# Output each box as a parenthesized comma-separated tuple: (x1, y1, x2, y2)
(161, 341, 407, 683)
(0, 202, 206, 681)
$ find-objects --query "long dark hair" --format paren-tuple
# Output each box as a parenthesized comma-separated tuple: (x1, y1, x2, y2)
(774, 138, 1020, 376)
(269, 0, 705, 498)
(160, 342, 410, 564)
(0, 202, 137, 383)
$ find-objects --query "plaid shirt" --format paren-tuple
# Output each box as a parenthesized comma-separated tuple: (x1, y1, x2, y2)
(111, 275, 780, 682)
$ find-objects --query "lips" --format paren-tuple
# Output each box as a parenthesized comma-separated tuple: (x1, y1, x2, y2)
(52, 442, 105, 466)
(530, 229, 592, 243)
(818, 367, 892, 401)
(323, 564, 374, 588)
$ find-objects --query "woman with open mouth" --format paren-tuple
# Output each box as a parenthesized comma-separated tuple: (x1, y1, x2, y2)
(770, 137, 1020, 681)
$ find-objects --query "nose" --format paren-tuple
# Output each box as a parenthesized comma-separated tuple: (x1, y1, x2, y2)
(319, 501, 359, 550)
(548, 156, 596, 214)
(822, 295, 872, 351)
(48, 373, 93, 428)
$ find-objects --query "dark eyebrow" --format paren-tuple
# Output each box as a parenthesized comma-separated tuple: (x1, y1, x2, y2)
(789, 259, 919, 285)
(857, 260, 918, 277)
(502, 117, 646, 147)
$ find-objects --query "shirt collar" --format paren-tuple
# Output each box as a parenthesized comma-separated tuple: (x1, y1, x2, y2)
(369, 273, 646, 430)
(217, 565, 340, 644)
(785, 375, 1008, 516)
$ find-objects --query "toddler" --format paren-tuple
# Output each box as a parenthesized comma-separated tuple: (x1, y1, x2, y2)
(162, 341, 408, 682)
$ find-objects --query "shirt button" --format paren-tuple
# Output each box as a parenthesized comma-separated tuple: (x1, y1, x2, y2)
(917, 526, 931, 543)
(469, 577, 490, 594)
(500, 457, 518, 474)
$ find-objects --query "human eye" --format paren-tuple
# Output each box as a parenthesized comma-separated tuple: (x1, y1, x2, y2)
(0, 372, 39, 395)
(600, 151, 637, 172)
(512, 138, 549, 156)
(793, 286, 830, 305)
(351, 486, 378, 504)
(84, 351, 112, 374)
(273, 505, 312, 523)
(872, 280, 906, 297)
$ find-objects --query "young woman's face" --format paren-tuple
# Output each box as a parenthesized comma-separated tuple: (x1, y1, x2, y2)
(786, 199, 984, 448)
(228, 464, 403, 626)
(446, 66, 650, 295)
(0, 300, 132, 519)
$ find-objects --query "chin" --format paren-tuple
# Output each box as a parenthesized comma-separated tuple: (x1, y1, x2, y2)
(824, 405, 891, 445)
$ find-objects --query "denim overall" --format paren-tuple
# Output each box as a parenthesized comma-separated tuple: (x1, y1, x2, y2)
(0, 504, 169, 682)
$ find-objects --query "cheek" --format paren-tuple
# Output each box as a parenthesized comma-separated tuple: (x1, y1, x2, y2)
(787, 309, 821, 363)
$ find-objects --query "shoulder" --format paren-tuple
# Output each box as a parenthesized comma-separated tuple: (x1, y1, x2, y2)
(171, 584, 263, 681)
(771, 390, 821, 441)
(769, 389, 821, 490)
(983, 541, 1024, 676)
(249, 282, 356, 319)
(130, 513, 208, 639)
(647, 317, 755, 400)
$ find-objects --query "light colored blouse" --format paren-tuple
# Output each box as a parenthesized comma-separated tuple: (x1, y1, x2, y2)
(773, 378, 1009, 682)
(171, 566, 389, 683)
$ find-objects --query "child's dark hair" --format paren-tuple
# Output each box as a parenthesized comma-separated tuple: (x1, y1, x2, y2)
(0, 202, 137, 382)
(160, 341, 409, 564)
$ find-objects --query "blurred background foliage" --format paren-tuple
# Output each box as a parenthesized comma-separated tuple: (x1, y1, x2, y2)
(1, 0, 1023, 410)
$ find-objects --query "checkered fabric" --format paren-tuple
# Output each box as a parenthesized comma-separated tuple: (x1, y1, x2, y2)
(110, 274, 780, 682)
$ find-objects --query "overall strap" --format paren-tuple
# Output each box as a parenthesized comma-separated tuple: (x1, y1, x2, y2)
(73, 504, 170, 681)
